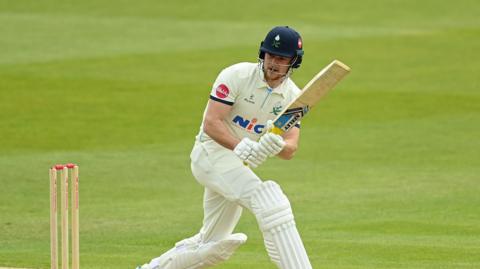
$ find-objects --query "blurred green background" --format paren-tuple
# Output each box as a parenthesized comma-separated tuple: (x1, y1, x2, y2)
(0, 0, 479, 268)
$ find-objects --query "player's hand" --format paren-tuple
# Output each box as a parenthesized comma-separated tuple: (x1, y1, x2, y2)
(234, 138, 256, 160)
(259, 132, 286, 157)
(234, 138, 268, 168)
(265, 119, 275, 131)
(245, 143, 268, 168)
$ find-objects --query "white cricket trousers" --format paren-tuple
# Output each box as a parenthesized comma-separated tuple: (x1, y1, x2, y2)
(189, 139, 312, 269)
(190, 139, 261, 242)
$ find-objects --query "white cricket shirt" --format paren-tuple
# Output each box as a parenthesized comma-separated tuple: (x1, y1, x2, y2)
(197, 62, 301, 142)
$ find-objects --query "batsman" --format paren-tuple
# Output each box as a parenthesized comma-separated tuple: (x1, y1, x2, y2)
(138, 26, 312, 269)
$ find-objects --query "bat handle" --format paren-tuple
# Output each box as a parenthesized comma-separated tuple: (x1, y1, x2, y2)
(270, 126, 284, 135)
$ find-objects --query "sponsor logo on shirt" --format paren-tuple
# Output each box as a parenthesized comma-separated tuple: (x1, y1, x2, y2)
(215, 84, 229, 99)
(232, 115, 265, 134)
(243, 94, 255, 104)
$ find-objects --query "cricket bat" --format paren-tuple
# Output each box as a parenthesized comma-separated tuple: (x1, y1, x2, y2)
(271, 60, 351, 135)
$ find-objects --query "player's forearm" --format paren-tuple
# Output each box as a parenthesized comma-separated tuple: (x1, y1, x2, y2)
(203, 118, 240, 150)
(277, 140, 298, 160)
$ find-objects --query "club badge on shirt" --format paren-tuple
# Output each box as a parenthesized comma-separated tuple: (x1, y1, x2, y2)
(271, 101, 283, 115)
(215, 84, 230, 99)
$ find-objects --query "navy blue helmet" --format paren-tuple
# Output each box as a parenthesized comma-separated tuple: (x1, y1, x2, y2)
(259, 26, 304, 68)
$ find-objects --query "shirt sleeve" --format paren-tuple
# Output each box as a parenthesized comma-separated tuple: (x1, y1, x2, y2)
(209, 66, 238, 106)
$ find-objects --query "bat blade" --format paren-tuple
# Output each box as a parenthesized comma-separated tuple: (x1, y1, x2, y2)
(272, 60, 351, 134)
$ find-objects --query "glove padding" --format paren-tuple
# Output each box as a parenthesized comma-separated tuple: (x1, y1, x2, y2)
(233, 138, 255, 160)
(234, 138, 268, 168)
(259, 132, 286, 157)
(245, 143, 268, 168)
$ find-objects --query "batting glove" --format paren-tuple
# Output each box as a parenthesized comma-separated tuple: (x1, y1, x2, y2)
(259, 131, 286, 157)
(245, 143, 268, 168)
(234, 138, 268, 168)
(265, 119, 275, 131)
(233, 138, 256, 160)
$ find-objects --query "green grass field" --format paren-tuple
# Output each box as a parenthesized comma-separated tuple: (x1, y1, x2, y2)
(1, 0, 479, 268)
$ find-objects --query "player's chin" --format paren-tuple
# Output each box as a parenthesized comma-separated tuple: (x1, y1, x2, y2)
(272, 74, 285, 81)
(266, 71, 283, 80)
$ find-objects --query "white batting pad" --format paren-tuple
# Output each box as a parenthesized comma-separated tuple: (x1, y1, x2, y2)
(148, 233, 247, 269)
(250, 181, 312, 269)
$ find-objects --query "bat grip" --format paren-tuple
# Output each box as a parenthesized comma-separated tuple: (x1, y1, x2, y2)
(270, 126, 284, 135)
